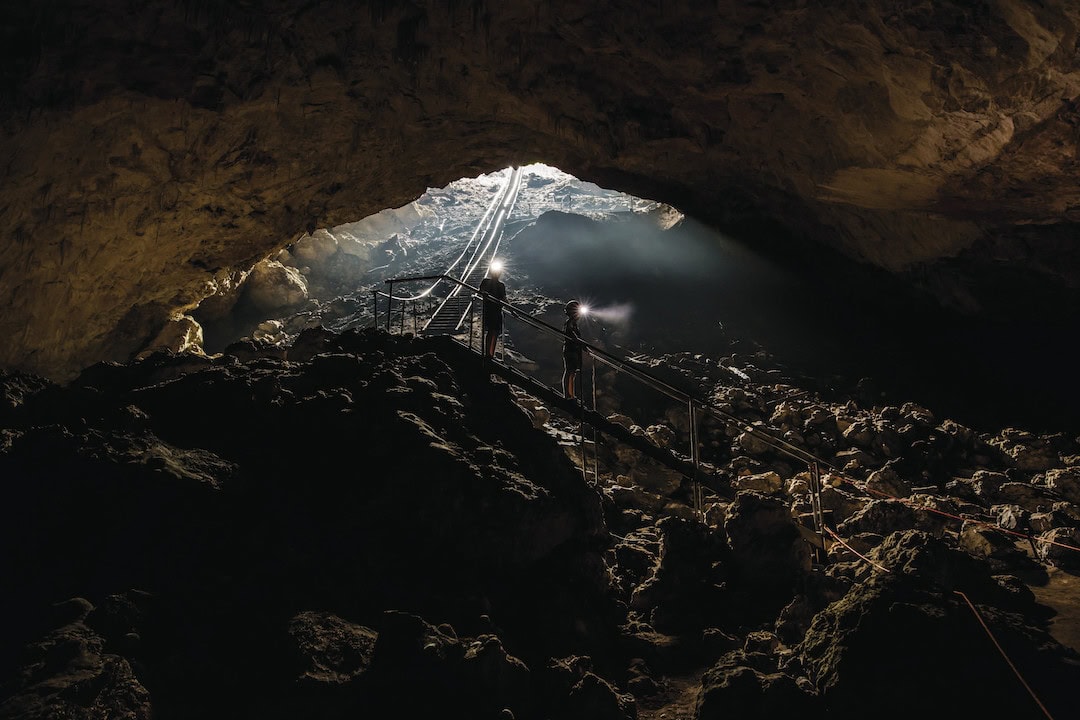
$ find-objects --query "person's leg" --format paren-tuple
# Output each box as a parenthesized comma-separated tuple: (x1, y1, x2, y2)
(562, 362, 572, 398)
(567, 361, 581, 399)
(485, 318, 501, 358)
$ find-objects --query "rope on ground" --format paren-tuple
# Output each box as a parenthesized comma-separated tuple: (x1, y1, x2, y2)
(641, 391, 1080, 558)
(552, 355, 1070, 717)
(594, 369, 1080, 558)
(709, 402, 1080, 560)
(452, 303, 1080, 561)
(829, 474, 1080, 556)
(823, 526, 891, 574)
(828, 525, 1056, 720)
(721, 410, 1080, 557)
(953, 590, 1057, 720)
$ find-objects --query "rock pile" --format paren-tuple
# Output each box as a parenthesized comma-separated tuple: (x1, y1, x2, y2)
(1, 329, 1078, 719)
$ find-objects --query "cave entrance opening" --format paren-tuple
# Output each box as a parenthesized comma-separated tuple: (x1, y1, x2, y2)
(191, 163, 673, 358)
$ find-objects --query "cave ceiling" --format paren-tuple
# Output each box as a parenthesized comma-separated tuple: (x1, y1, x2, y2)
(2, 0, 1079, 381)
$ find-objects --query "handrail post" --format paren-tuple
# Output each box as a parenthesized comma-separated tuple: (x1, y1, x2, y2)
(591, 360, 599, 485)
(385, 281, 394, 333)
(470, 295, 476, 352)
(808, 461, 827, 564)
(379, 270, 842, 534)
(578, 386, 588, 485)
(371, 289, 378, 329)
(689, 398, 701, 518)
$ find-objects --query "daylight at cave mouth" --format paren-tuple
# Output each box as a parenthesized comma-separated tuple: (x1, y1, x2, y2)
(198, 164, 1078, 437)
(4, 3, 1080, 718)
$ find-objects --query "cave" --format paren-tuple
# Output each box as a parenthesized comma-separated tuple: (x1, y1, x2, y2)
(3, 2, 1080, 719)
(2, 1, 1078, 395)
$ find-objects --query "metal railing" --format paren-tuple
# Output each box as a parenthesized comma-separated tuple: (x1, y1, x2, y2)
(372, 273, 828, 527)
(372, 166, 523, 320)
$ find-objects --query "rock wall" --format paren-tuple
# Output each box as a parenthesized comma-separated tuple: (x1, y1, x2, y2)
(2, 0, 1079, 379)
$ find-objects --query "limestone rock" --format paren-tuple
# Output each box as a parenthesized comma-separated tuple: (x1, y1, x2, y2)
(287, 611, 377, 686)
(1038, 527, 1080, 573)
(136, 314, 205, 358)
(864, 465, 913, 499)
(798, 531, 1080, 718)
(1, 1, 1079, 382)
(1044, 467, 1080, 504)
(0, 599, 153, 720)
(242, 260, 309, 313)
(723, 492, 811, 615)
(733, 470, 783, 494)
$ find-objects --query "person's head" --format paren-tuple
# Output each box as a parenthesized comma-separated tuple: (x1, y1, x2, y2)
(489, 259, 504, 278)
(565, 299, 581, 318)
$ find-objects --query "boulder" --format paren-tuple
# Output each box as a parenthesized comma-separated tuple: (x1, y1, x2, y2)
(242, 260, 309, 313)
(0, 598, 153, 720)
(723, 492, 811, 618)
(696, 650, 819, 720)
(798, 532, 1080, 718)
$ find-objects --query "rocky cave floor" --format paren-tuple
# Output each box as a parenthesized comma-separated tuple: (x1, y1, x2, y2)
(2, 325, 1080, 720)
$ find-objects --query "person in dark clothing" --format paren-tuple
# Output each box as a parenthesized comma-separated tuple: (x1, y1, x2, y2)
(479, 262, 507, 359)
(562, 299, 585, 399)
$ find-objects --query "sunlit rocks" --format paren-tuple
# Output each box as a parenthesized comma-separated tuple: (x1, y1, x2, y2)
(2, 319, 1080, 718)
(1038, 527, 1080, 573)
(136, 314, 205, 359)
(1043, 467, 1080, 505)
(242, 259, 309, 313)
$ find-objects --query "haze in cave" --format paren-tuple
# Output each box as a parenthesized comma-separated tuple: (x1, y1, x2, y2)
(2, 2, 1080, 719)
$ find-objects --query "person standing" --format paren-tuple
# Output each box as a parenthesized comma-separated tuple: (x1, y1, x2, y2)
(479, 262, 507, 359)
(562, 299, 585, 399)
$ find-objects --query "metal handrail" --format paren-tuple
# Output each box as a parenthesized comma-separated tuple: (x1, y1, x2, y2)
(375, 273, 824, 483)
(379, 167, 523, 304)
(378, 275, 820, 455)
(490, 296, 819, 467)
(374, 272, 835, 547)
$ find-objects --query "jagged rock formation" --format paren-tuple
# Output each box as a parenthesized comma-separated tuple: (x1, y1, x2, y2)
(2, 329, 1079, 719)
(2, 0, 1080, 380)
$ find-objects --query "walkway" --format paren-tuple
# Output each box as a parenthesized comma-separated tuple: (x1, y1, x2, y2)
(422, 166, 523, 336)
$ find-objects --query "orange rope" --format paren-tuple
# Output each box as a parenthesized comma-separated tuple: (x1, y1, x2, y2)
(822, 526, 891, 574)
(822, 526, 1057, 719)
(828, 473, 1080, 555)
(952, 590, 1056, 720)
(705, 385, 1080, 557)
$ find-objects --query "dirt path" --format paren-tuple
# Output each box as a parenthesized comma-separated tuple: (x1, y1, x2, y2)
(1030, 566, 1080, 653)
